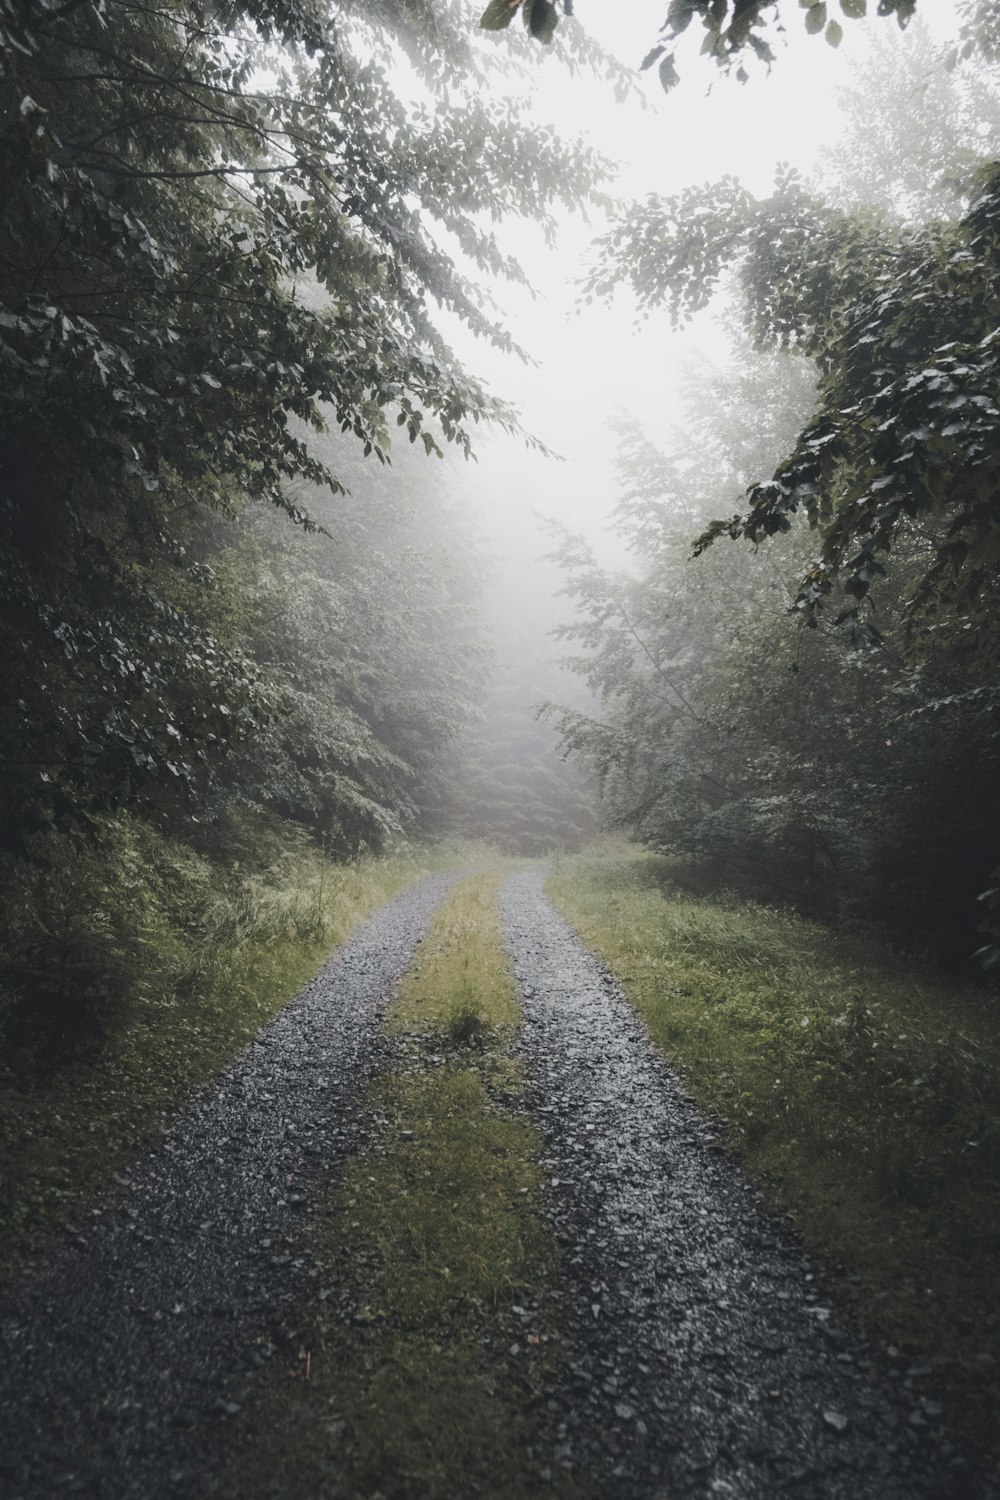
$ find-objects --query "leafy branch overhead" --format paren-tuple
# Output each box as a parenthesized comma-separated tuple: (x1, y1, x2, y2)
(546, 348, 1000, 969)
(587, 160, 1000, 656)
(481, 0, 917, 85)
(480, 0, 571, 45)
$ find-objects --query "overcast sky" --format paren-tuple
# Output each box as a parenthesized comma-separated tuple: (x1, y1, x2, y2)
(427, 0, 965, 618)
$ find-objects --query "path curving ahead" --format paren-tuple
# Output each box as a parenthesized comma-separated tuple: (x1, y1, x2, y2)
(0, 872, 456, 1500)
(500, 868, 994, 1500)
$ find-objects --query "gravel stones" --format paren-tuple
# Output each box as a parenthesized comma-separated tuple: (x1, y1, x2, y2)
(0, 872, 455, 1500)
(2, 864, 997, 1500)
(500, 868, 997, 1500)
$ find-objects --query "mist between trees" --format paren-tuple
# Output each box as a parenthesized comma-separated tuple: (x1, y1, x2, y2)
(2, 0, 1000, 1080)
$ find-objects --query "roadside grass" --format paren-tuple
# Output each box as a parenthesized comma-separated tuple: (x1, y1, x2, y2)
(547, 847, 1000, 1389)
(224, 870, 579, 1500)
(0, 835, 448, 1281)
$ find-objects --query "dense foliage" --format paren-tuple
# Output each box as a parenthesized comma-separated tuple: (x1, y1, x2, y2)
(586, 164, 1000, 657)
(0, 0, 607, 1060)
(0, 0, 606, 846)
(551, 14, 1000, 963)
(548, 346, 1000, 962)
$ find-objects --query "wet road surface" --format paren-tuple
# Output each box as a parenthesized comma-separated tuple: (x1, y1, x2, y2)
(501, 868, 996, 1500)
(1, 864, 996, 1500)
(0, 873, 455, 1500)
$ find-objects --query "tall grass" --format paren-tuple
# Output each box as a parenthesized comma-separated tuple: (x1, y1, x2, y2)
(548, 848, 1000, 1389)
(0, 813, 441, 1279)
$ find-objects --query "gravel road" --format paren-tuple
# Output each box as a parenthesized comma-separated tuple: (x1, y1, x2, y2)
(500, 868, 997, 1500)
(0, 872, 455, 1500)
(2, 864, 995, 1500)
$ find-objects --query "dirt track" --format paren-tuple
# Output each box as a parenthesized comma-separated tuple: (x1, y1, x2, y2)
(0, 873, 455, 1500)
(0, 866, 994, 1499)
(501, 868, 994, 1500)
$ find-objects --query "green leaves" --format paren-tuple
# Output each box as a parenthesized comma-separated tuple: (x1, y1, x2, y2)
(524, 0, 558, 42)
(590, 156, 1000, 655)
(479, 0, 560, 42)
(804, 3, 827, 35)
(494, 0, 912, 84)
(479, 0, 522, 31)
(659, 53, 681, 91)
(0, 0, 607, 847)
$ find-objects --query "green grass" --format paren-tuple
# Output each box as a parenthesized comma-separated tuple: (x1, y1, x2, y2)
(548, 845, 1000, 1390)
(0, 840, 442, 1280)
(222, 871, 580, 1500)
(390, 870, 522, 1038)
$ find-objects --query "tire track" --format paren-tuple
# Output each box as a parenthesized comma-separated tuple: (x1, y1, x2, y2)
(500, 868, 993, 1500)
(0, 871, 456, 1500)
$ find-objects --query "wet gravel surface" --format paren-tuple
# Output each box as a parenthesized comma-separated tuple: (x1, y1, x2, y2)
(0, 872, 455, 1500)
(501, 869, 998, 1500)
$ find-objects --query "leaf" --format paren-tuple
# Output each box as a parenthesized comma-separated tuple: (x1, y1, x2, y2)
(523, 0, 558, 43)
(666, 0, 697, 33)
(479, 0, 521, 30)
(658, 53, 680, 92)
(805, 3, 827, 33)
(825, 18, 843, 45)
(840, 0, 866, 16)
(639, 44, 665, 70)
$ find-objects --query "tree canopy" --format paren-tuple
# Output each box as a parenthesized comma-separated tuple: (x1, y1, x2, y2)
(0, 0, 608, 845)
(586, 164, 1000, 657)
(545, 13, 1000, 966)
(548, 346, 1000, 965)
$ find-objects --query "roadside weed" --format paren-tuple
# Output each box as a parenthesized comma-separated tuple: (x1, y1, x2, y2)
(548, 850, 1000, 1387)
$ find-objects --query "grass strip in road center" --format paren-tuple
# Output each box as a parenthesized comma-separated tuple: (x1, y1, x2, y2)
(547, 851, 1000, 1399)
(224, 870, 580, 1500)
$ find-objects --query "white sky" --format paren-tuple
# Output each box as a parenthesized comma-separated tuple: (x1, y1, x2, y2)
(433, 0, 965, 589)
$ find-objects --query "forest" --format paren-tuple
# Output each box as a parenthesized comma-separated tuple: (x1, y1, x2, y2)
(2, 0, 1000, 1495)
(3, 0, 998, 1053)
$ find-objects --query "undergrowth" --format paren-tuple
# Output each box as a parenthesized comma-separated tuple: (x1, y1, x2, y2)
(0, 811, 445, 1280)
(548, 847, 1000, 1391)
(224, 871, 579, 1500)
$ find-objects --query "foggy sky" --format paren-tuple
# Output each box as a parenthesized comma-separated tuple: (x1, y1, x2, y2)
(432, 0, 965, 589)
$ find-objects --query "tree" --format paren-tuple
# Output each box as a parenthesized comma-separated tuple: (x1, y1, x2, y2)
(0, 0, 609, 844)
(548, 349, 1000, 962)
(585, 159, 1000, 660)
(818, 14, 1000, 223)
(223, 432, 488, 854)
(553, 1, 1000, 962)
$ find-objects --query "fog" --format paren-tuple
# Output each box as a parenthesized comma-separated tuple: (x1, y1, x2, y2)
(436, 0, 963, 573)
(401, 0, 968, 839)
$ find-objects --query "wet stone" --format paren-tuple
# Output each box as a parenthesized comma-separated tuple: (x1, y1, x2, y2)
(499, 869, 998, 1500)
(0, 873, 458, 1500)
